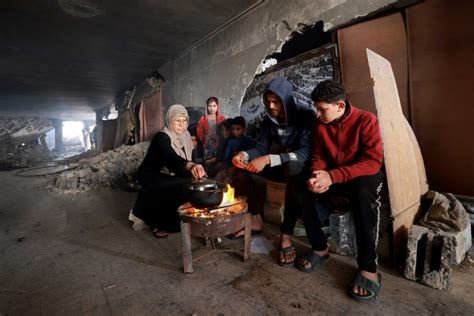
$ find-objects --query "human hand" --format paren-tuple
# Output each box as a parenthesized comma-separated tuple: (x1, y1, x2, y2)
(246, 155, 270, 174)
(187, 162, 207, 179)
(307, 170, 332, 193)
(232, 152, 248, 169)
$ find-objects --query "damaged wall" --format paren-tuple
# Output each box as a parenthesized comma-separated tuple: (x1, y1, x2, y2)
(0, 116, 53, 146)
(158, 0, 403, 117)
(0, 116, 54, 167)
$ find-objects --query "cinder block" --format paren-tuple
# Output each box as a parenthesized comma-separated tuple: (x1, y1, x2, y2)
(328, 210, 357, 256)
(405, 224, 472, 290)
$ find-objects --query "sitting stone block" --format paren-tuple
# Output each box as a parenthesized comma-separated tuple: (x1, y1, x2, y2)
(328, 210, 357, 256)
(405, 224, 472, 290)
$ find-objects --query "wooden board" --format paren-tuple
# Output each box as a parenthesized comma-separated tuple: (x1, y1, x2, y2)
(338, 12, 409, 116)
(367, 49, 429, 261)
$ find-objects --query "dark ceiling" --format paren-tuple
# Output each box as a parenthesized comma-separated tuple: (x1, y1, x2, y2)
(0, 0, 258, 120)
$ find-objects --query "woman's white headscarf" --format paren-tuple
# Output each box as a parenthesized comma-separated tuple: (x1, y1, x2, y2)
(162, 104, 193, 161)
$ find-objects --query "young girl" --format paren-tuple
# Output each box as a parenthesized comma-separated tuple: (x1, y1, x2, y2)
(196, 96, 225, 168)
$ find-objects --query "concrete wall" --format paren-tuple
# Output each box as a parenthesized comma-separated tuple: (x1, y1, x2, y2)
(158, 0, 402, 117)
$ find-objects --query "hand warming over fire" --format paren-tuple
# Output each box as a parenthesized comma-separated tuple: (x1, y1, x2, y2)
(232, 152, 248, 169)
(246, 155, 270, 173)
(186, 162, 207, 179)
(307, 170, 332, 193)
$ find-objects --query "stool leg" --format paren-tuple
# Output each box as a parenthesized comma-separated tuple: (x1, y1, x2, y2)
(181, 221, 193, 273)
(243, 213, 251, 261)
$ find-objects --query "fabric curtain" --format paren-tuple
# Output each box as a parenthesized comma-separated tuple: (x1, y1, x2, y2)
(139, 91, 164, 142)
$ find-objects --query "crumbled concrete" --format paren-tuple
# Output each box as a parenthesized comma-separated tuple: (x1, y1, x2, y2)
(0, 140, 53, 169)
(405, 225, 472, 290)
(0, 117, 54, 169)
(0, 116, 53, 146)
(52, 142, 149, 192)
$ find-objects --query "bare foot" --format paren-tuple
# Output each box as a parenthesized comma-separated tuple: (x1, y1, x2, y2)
(299, 249, 329, 269)
(279, 234, 295, 264)
(352, 270, 379, 296)
(152, 229, 168, 239)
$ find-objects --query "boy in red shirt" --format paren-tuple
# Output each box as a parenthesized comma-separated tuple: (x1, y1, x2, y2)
(298, 80, 384, 303)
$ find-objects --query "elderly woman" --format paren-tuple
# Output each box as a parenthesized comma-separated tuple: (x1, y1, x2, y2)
(131, 104, 207, 238)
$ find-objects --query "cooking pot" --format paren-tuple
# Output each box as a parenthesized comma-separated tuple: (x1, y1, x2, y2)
(186, 179, 224, 209)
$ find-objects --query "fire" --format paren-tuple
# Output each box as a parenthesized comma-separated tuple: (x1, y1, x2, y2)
(220, 184, 235, 206)
(182, 184, 240, 218)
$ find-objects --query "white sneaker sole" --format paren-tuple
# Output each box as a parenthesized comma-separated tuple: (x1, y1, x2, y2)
(128, 210, 149, 231)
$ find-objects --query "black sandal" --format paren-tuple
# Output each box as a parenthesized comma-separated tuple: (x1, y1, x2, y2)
(279, 245, 296, 267)
(296, 252, 329, 272)
(349, 273, 382, 302)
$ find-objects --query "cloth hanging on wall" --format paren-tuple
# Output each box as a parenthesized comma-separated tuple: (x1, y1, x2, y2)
(101, 119, 117, 152)
(139, 91, 164, 142)
(114, 109, 133, 148)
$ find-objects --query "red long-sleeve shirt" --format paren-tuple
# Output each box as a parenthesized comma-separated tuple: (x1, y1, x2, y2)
(311, 103, 383, 184)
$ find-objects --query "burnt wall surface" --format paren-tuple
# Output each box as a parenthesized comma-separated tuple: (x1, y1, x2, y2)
(158, 0, 402, 117)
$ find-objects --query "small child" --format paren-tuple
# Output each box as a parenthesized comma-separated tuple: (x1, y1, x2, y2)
(196, 97, 226, 165)
(191, 134, 204, 164)
(216, 118, 233, 164)
(224, 116, 255, 167)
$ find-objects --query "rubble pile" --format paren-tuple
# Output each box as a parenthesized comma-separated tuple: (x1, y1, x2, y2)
(1, 139, 55, 169)
(59, 149, 101, 164)
(52, 142, 150, 192)
(18, 142, 52, 163)
(0, 117, 54, 169)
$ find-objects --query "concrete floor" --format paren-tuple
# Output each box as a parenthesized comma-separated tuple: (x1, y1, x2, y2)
(0, 170, 473, 315)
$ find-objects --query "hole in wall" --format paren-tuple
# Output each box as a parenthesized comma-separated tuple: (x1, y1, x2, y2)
(58, 0, 103, 18)
(269, 21, 332, 63)
(241, 21, 337, 138)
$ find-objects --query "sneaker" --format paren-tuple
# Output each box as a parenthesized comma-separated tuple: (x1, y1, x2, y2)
(128, 210, 149, 231)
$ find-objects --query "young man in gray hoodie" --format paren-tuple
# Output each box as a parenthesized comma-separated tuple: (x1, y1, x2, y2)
(232, 76, 314, 266)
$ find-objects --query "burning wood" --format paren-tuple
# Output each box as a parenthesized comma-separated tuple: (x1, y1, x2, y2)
(179, 184, 246, 219)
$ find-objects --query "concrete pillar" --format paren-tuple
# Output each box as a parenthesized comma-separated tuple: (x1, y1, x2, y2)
(52, 119, 64, 152)
(39, 134, 48, 151)
(95, 110, 104, 152)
